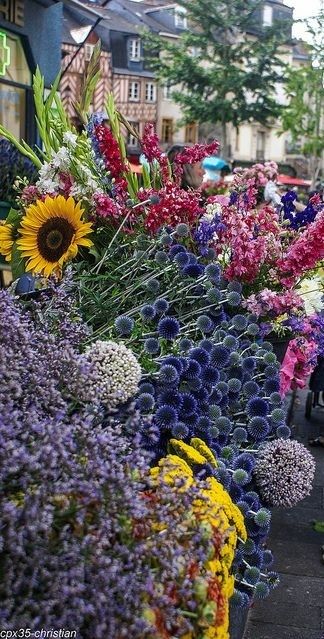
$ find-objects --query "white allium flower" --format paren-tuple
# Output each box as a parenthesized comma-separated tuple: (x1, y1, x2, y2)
(63, 131, 78, 148)
(85, 340, 141, 408)
(254, 439, 315, 507)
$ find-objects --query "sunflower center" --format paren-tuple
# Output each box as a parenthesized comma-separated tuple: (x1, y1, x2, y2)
(37, 217, 75, 262)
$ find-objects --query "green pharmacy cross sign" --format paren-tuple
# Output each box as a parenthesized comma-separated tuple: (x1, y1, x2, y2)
(0, 32, 10, 76)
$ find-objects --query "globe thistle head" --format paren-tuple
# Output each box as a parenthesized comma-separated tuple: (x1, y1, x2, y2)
(189, 347, 210, 367)
(223, 335, 239, 351)
(137, 393, 155, 412)
(139, 382, 155, 395)
(234, 453, 255, 473)
(276, 424, 291, 438)
(206, 247, 216, 260)
(114, 315, 134, 336)
(160, 233, 172, 247)
(229, 352, 241, 366)
(209, 404, 222, 420)
(180, 392, 198, 416)
(169, 243, 186, 259)
(199, 339, 213, 352)
(146, 278, 160, 293)
(262, 550, 274, 567)
(140, 305, 156, 321)
(215, 417, 232, 434)
(227, 291, 241, 307)
(185, 359, 202, 380)
(144, 338, 160, 355)
(254, 508, 271, 528)
(171, 422, 189, 438)
(247, 416, 270, 440)
(221, 446, 236, 461)
(187, 377, 202, 391)
(242, 356, 256, 372)
(230, 590, 250, 608)
(246, 397, 269, 418)
(241, 538, 256, 556)
(264, 378, 280, 394)
(175, 222, 189, 237)
(231, 315, 248, 331)
(210, 345, 230, 368)
(243, 381, 260, 398)
(182, 263, 204, 278)
(254, 439, 315, 507)
(254, 582, 270, 600)
(163, 356, 184, 373)
(155, 250, 169, 265)
(205, 263, 221, 283)
(196, 314, 214, 334)
(159, 364, 179, 385)
(202, 366, 220, 385)
(269, 392, 282, 406)
(270, 408, 286, 424)
(174, 252, 190, 267)
(228, 378, 242, 393)
(264, 364, 279, 379)
(158, 317, 180, 340)
(246, 323, 259, 336)
(158, 389, 183, 409)
(244, 566, 260, 585)
(207, 287, 221, 305)
(155, 404, 178, 428)
(153, 298, 169, 314)
(264, 351, 277, 365)
(233, 469, 250, 485)
(216, 381, 229, 395)
(237, 500, 250, 515)
(232, 427, 248, 444)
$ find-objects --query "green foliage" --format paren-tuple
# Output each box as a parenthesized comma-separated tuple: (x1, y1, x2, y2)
(74, 41, 101, 125)
(144, 0, 292, 149)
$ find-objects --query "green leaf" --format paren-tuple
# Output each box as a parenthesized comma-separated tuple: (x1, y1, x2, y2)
(11, 243, 26, 280)
(6, 208, 22, 227)
(312, 520, 324, 533)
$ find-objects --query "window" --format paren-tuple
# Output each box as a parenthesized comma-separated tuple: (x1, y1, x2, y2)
(256, 131, 266, 161)
(163, 82, 172, 100)
(129, 38, 141, 61)
(127, 121, 140, 147)
(145, 82, 156, 102)
(174, 8, 187, 29)
(84, 43, 95, 62)
(185, 122, 198, 144)
(189, 46, 201, 57)
(128, 81, 140, 101)
(263, 5, 273, 27)
(161, 118, 173, 144)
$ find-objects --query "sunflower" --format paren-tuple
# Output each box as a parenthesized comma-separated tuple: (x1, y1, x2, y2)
(0, 222, 15, 261)
(17, 195, 93, 276)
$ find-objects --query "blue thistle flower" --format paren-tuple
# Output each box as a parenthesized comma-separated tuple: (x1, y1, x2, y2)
(262, 341, 274, 352)
(158, 317, 180, 340)
(172, 422, 189, 438)
(237, 500, 250, 515)
(210, 345, 230, 368)
(254, 509, 271, 527)
(207, 288, 221, 304)
(163, 356, 184, 373)
(175, 222, 189, 237)
(144, 338, 160, 354)
(137, 393, 155, 412)
(232, 427, 248, 443)
(187, 378, 202, 391)
(159, 364, 179, 385)
(153, 298, 169, 314)
(185, 412, 199, 426)
(234, 453, 255, 473)
(207, 247, 216, 259)
(158, 390, 183, 409)
(146, 279, 160, 293)
(174, 252, 189, 267)
(169, 244, 186, 259)
(269, 392, 282, 406)
(140, 305, 156, 321)
(246, 397, 269, 417)
(114, 315, 134, 336)
(229, 352, 241, 366)
(254, 582, 270, 600)
(197, 314, 214, 334)
(264, 365, 279, 379)
(202, 366, 220, 385)
(227, 281, 242, 293)
(264, 378, 280, 394)
(189, 347, 210, 367)
(233, 469, 250, 485)
(180, 393, 198, 415)
(223, 335, 239, 351)
(242, 356, 256, 372)
(199, 339, 213, 352)
(209, 404, 221, 420)
(262, 550, 274, 567)
(185, 359, 202, 379)
(178, 337, 193, 353)
(182, 263, 204, 278)
(155, 405, 178, 428)
(196, 416, 212, 431)
(231, 315, 248, 331)
(216, 381, 229, 395)
(230, 590, 250, 608)
(216, 417, 232, 434)
(243, 381, 260, 398)
(271, 408, 286, 424)
(160, 233, 172, 246)
(247, 416, 270, 440)
(228, 378, 242, 393)
(264, 351, 277, 365)
(276, 424, 291, 438)
(205, 263, 221, 283)
(244, 566, 260, 585)
(246, 323, 260, 336)
(139, 382, 155, 395)
(227, 291, 241, 306)
(155, 250, 169, 265)
(242, 539, 256, 556)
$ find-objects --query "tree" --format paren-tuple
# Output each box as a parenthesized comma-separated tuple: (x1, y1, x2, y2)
(145, 0, 293, 155)
(281, 8, 324, 190)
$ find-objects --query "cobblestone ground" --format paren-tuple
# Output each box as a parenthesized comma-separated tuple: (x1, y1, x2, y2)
(244, 388, 324, 639)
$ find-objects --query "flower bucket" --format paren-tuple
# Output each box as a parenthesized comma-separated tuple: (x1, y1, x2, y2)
(229, 603, 249, 639)
(0, 201, 11, 220)
(266, 333, 290, 364)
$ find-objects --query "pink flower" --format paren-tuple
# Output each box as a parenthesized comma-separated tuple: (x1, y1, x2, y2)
(138, 182, 203, 233)
(279, 209, 324, 285)
(93, 192, 124, 222)
(95, 124, 127, 181)
(280, 337, 319, 395)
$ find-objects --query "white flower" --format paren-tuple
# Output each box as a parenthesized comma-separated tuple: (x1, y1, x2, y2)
(296, 277, 324, 315)
(52, 147, 70, 170)
(84, 340, 142, 408)
(63, 131, 78, 148)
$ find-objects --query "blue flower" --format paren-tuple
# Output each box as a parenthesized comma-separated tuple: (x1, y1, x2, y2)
(159, 364, 179, 384)
(210, 345, 230, 368)
(114, 315, 134, 336)
(178, 337, 193, 352)
(227, 291, 241, 307)
(158, 390, 183, 409)
(231, 315, 248, 331)
(155, 405, 178, 428)
(155, 250, 169, 265)
(162, 356, 184, 373)
(243, 381, 260, 398)
(137, 393, 155, 412)
(175, 222, 189, 237)
(174, 252, 190, 267)
(169, 244, 186, 259)
(199, 339, 213, 352)
(189, 347, 210, 367)
(144, 338, 160, 354)
(196, 315, 214, 334)
(247, 417, 270, 440)
(172, 422, 189, 438)
(276, 424, 291, 438)
(202, 366, 220, 385)
(246, 398, 269, 418)
(232, 427, 248, 443)
(140, 305, 156, 321)
(182, 263, 204, 278)
(184, 359, 202, 379)
(158, 317, 180, 340)
(139, 382, 155, 395)
(205, 263, 221, 283)
(180, 393, 198, 415)
(227, 281, 242, 293)
(146, 279, 160, 293)
(154, 298, 169, 314)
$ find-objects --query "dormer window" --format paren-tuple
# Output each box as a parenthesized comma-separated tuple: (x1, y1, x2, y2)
(263, 4, 273, 27)
(174, 8, 187, 29)
(129, 38, 141, 62)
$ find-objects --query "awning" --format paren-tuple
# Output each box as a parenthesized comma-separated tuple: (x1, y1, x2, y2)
(277, 174, 311, 187)
(202, 157, 229, 171)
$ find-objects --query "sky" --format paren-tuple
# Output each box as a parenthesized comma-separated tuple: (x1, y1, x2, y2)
(288, 0, 323, 39)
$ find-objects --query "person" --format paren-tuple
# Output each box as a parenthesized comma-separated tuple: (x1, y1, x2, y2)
(167, 144, 205, 190)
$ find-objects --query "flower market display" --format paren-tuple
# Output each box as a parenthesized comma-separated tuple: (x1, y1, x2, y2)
(0, 60, 323, 637)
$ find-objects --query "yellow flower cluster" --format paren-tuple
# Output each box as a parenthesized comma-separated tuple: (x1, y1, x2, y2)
(150, 438, 246, 639)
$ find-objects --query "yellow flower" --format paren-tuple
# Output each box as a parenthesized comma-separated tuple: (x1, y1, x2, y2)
(0, 221, 14, 261)
(17, 195, 93, 276)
